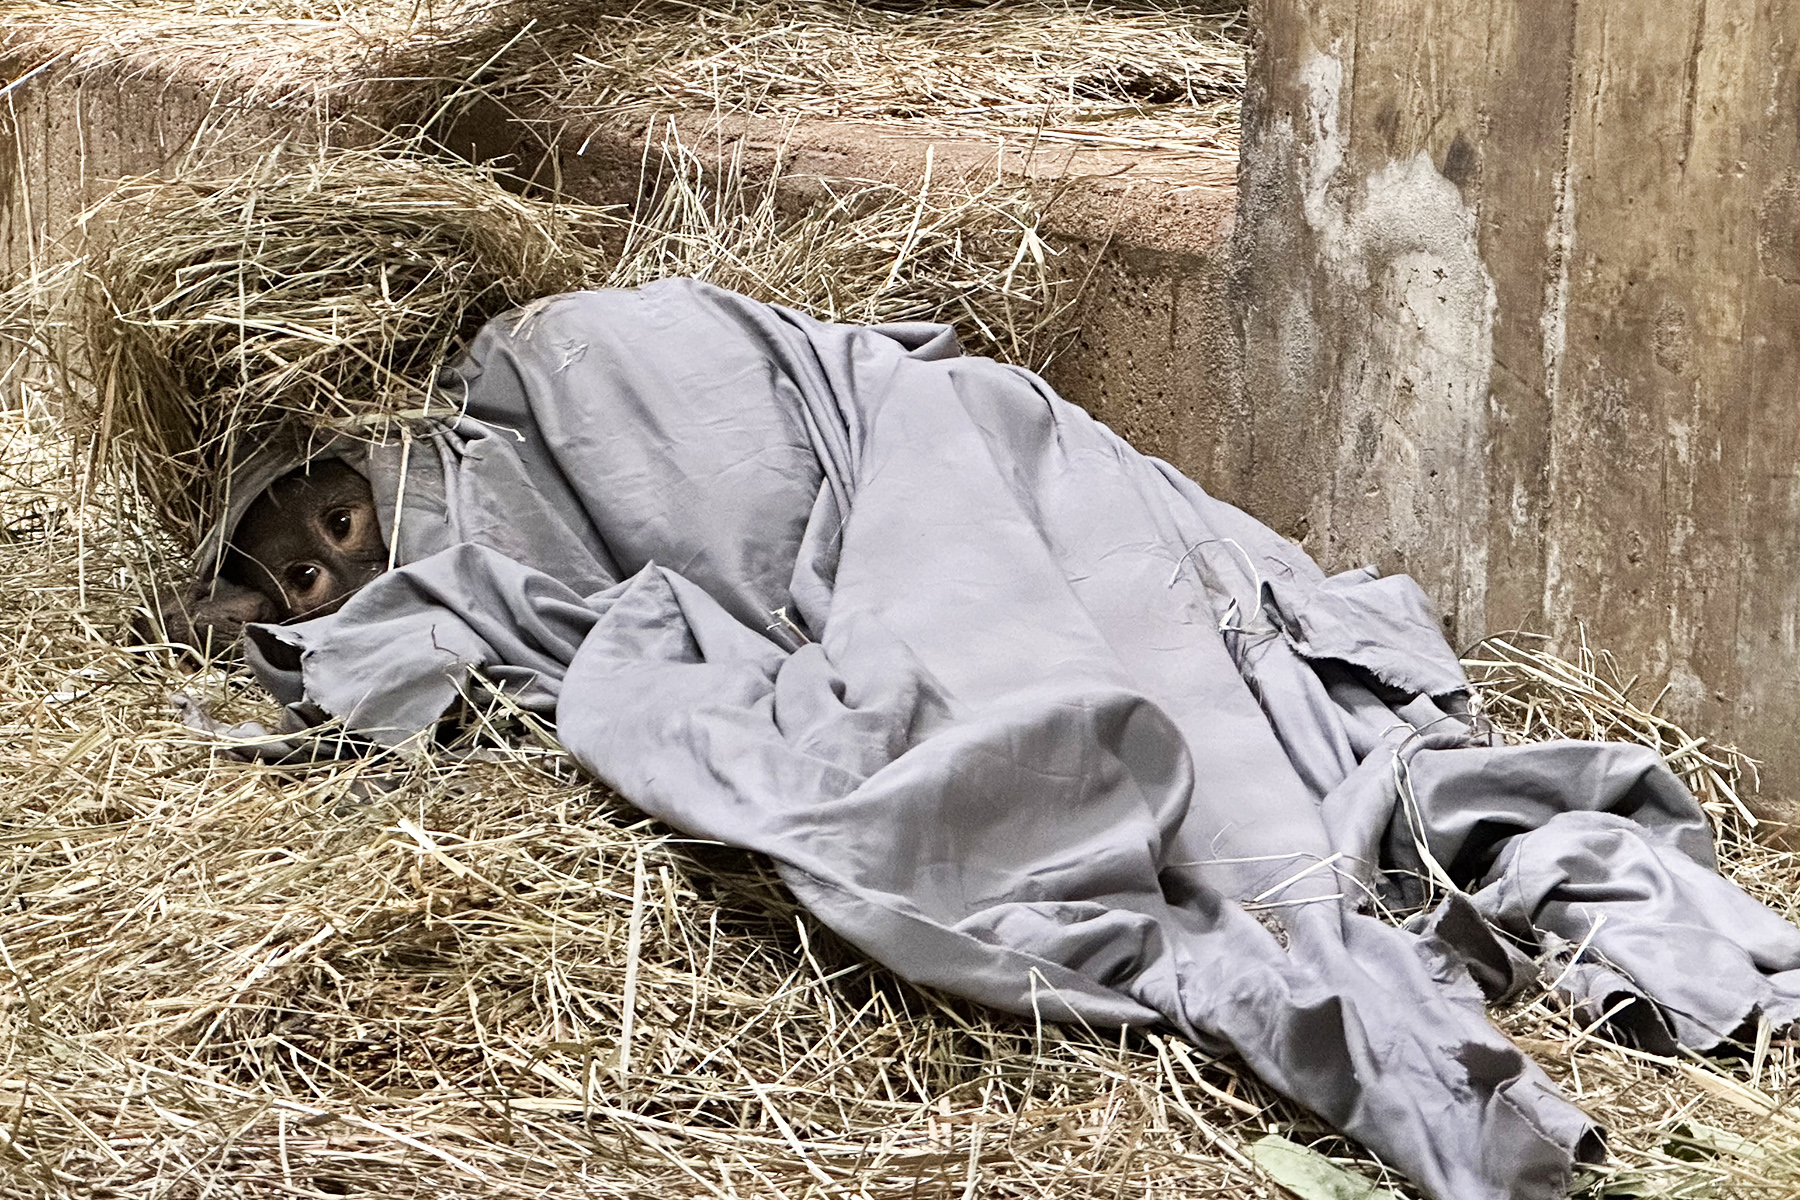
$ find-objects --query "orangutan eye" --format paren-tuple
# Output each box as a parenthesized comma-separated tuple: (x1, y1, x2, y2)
(285, 563, 322, 593)
(325, 509, 354, 541)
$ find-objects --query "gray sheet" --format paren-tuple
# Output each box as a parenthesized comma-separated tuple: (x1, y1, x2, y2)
(240, 281, 1800, 1200)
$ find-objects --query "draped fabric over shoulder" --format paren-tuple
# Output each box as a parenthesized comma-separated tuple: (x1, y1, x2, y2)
(243, 282, 1800, 1200)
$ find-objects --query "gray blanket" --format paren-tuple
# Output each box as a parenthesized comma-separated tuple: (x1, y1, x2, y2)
(239, 281, 1800, 1200)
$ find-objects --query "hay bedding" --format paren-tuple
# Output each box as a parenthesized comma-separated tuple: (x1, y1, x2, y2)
(58, 138, 1067, 546)
(1, 3, 1244, 181)
(501, 1, 1245, 162)
(0, 8, 1794, 1199)
(1, 396, 1795, 1200)
(6, 218, 1797, 1200)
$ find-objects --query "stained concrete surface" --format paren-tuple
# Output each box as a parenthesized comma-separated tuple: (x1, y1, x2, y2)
(1238, 0, 1798, 820)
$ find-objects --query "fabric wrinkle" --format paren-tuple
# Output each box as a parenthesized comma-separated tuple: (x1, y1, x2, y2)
(239, 281, 1800, 1200)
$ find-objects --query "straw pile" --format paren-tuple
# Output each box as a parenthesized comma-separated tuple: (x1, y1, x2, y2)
(0, 396, 1794, 1198)
(503, 1, 1246, 159)
(66, 148, 606, 541)
(0, 0, 446, 101)
(1, 3, 1245, 173)
(0, 0, 569, 105)
(47, 135, 1072, 547)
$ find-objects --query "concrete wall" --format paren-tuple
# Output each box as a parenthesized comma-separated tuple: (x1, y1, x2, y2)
(1237, 0, 1799, 809)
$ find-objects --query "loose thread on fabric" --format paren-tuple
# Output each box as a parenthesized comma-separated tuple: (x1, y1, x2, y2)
(1166, 536, 1262, 633)
(1539, 915, 1609, 999)
(387, 424, 412, 573)
(766, 606, 811, 647)
(1247, 851, 1347, 904)
(1386, 709, 1507, 909)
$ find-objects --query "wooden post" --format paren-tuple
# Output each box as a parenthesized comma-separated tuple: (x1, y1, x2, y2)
(1236, 0, 1799, 810)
